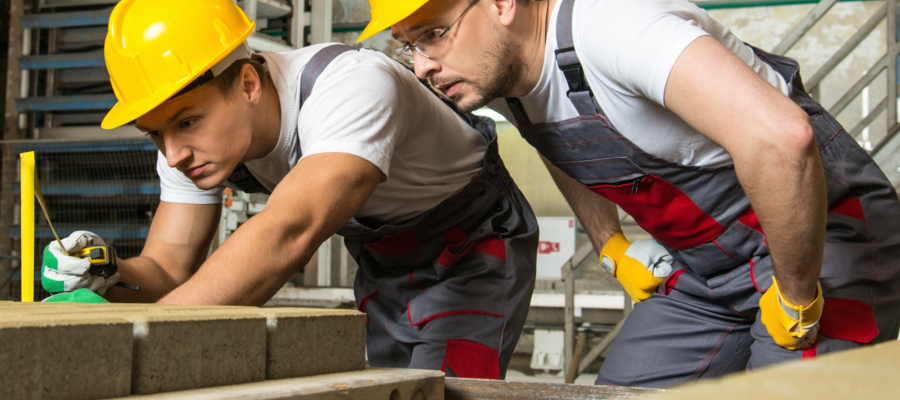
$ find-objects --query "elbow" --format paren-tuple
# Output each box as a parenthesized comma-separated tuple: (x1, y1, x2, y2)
(780, 118, 817, 161)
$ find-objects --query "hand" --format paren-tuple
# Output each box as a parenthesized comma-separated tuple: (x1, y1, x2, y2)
(42, 288, 110, 304)
(41, 231, 120, 295)
(600, 232, 673, 303)
(760, 276, 823, 350)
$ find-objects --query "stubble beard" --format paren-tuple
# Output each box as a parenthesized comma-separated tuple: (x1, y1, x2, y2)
(440, 39, 524, 113)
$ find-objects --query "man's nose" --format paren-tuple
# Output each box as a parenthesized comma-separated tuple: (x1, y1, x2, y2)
(164, 135, 191, 169)
(414, 53, 442, 80)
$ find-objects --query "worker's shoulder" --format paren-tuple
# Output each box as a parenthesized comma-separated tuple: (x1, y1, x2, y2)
(272, 44, 407, 85)
(572, 0, 708, 32)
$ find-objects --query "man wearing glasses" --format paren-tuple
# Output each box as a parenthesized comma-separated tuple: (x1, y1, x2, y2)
(41, 0, 540, 379)
(361, 0, 900, 387)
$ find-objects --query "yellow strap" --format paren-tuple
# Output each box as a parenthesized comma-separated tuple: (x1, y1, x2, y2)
(19, 152, 34, 302)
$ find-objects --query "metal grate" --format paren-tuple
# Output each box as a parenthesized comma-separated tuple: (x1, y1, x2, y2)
(2, 138, 159, 300)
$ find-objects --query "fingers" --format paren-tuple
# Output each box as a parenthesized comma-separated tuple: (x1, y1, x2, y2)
(43, 266, 92, 292)
(628, 239, 674, 278)
(54, 254, 92, 275)
(106, 272, 120, 287)
(57, 231, 105, 253)
(87, 275, 106, 293)
(88, 272, 120, 295)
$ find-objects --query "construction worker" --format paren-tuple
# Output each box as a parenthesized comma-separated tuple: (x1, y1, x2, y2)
(362, 0, 900, 387)
(39, 0, 540, 379)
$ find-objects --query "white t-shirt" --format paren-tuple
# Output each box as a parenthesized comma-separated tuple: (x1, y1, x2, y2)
(158, 43, 487, 224)
(488, 0, 791, 168)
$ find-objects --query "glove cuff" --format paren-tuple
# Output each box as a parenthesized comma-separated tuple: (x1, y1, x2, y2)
(600, 232, 631, 277)
(773, 277, 824, 330)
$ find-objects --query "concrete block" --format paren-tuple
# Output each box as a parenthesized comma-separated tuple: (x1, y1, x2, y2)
(0, 304, 268, 395)
(256, 308, 366, 379)
(0, 304, 369, 395)
(0, 314, 133, 400)
(125, 309, 268, 395)
(116, 368, 445, 400)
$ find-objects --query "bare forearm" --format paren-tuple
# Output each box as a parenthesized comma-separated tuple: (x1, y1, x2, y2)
(157, 210, 319, 306)
(104, 256, 182, 303)
(542, 156, 622, 251)
(737, 129, 826, 305)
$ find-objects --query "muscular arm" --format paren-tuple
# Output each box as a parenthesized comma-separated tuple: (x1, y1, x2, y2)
(664, 36, 826, 306)
(542, 155, 622, 251)
(158, 153, 381, 306)
(105, 201, 221, 303)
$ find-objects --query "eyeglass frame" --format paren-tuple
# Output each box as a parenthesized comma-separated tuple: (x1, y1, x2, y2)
(394, 0, 481, 65)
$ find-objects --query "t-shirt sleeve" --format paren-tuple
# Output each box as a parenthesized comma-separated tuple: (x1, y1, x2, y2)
(297, 63, 405, 180)
(156, 151, 224, 204)
(575, 0, 710, 107)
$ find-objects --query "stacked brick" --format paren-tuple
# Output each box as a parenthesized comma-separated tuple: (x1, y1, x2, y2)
(0, 303, 366, 399)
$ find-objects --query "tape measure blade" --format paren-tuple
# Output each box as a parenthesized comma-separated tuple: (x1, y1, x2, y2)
(33, 166, 67, 257)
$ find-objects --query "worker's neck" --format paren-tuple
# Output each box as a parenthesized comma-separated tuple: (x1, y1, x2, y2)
(244, 81, 282, 162)
(507, 0, 556, 98)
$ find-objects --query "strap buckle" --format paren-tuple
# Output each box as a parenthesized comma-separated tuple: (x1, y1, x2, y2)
(554, 47, 587, 94)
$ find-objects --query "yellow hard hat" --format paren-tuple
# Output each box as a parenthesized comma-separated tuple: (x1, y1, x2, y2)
(357, 0, 431, 42)
(101, 0, 255, 129)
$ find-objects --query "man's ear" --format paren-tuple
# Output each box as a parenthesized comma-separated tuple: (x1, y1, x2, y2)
(240, 63, 263, 105)
(490, 0, 518, 27)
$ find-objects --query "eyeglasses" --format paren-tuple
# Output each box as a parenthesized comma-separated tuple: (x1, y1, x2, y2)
(394, 0, 481, 66)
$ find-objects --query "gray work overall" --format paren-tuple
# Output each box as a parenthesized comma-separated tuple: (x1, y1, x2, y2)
(502, 0, 900, 387)
(227, 45, 539, 379)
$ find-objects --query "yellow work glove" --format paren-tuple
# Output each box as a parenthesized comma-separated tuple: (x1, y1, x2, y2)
(600, 233, 673, 303)
(760, 277, 823, 350)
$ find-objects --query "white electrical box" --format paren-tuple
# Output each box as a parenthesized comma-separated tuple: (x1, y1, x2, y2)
(530, 328, 565, 371)
(535, 217, 576, 280)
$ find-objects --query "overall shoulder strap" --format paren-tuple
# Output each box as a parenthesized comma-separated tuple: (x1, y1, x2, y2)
(555, 0, 603, 117)
(505, 0, 605, 126)
(226, 45, 360, 194)
(226, 163, 271, 194)
(300, 44, 361, 107)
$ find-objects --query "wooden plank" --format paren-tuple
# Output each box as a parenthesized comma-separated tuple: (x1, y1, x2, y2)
(117, 368, 444, 400)
(445, 379, 662, 400)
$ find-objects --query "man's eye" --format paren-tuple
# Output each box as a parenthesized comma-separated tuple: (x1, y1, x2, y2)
(423, 30, 441, 40)
(146, 131, 161, 137)
(179, 119, 195, 129)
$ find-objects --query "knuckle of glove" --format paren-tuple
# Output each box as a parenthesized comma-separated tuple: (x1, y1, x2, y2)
(760, 280, 823, 350)
(61, 230, 104, 253)
(56, 256, 92, 275)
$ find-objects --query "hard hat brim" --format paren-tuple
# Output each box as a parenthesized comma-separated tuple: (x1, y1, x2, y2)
(357, 0, 431, 43)
(101, 22, 256, 130)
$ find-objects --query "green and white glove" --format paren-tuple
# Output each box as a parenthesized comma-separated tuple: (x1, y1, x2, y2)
(43, 288, 109, 304)
(41, 231, 120, 295)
